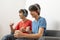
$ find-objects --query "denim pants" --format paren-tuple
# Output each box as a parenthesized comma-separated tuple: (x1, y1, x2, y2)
(1, 32, 44, 40)
(1, 32, 34, 40)
(2, 34, 38, 40)
(1, 33, 16, 40)
(2, 34, 34, 40)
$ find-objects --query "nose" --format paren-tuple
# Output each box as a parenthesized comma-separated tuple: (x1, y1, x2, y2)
(19, 14, 20, 16)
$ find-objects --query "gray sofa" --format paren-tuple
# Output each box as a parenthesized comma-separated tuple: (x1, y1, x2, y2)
(43, 30, 60, 40)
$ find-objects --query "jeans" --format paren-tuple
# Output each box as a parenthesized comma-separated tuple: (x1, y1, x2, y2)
(2, 32, 44, 40)
(2, 34, 16, 40)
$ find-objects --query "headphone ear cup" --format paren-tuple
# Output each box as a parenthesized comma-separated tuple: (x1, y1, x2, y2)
(24, 13, 27, 17)
(23, 9, 27, 17)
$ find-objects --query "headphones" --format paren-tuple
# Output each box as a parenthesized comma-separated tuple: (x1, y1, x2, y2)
(23, 9, 28, 17)
(34, 4, 40, 13)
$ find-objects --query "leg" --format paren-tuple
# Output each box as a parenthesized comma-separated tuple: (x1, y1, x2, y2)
(1, 34, 16, 40)
(16, 38, 34, 40)
(38, 37, 45, 40)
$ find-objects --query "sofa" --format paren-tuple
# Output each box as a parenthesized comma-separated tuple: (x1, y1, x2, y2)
(43, 30, 60, 40)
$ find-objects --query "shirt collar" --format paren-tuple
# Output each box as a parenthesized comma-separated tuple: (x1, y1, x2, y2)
(35, 16, 41, 22)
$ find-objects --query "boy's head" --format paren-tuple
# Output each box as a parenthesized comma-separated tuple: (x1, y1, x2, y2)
(29, 4, 41, 18)
(19, 9, 28, 19)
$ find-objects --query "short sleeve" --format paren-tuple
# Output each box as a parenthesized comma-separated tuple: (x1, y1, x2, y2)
(39, 18, 46, 29)
(29, 21, 32, 30)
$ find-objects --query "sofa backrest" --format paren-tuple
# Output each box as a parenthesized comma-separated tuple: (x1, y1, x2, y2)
(45, 30, 60, 37)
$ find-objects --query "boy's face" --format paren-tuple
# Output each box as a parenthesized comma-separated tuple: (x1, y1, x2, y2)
(30, 11, 38, 18)
(19, 12, 25, 19)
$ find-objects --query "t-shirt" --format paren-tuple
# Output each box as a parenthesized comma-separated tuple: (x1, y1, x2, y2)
(32, 17, 46, 35)
(15, 19, 32, 33)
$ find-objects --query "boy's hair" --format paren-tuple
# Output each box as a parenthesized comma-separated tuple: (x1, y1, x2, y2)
(19, 9, 28, 17)
(29, 4, 41, 15)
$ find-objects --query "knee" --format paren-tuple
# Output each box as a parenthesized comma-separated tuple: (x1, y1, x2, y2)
(1, 34, 11, 40)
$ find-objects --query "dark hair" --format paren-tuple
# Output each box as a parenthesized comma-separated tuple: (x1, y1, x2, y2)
(19, 9, 28, 17)
(29, 4, 41, 15)
(34, 4, 41, 10)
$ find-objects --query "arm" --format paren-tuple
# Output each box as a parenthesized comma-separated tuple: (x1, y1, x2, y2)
(24, 18, 46, 38)
(26, 26, 32, 33)
(10, 22, 20, 33)
(10, 23, 15, 33)
(20, 21, 32, 33)
(26, 21, 32, 33)
(23, 27, 44, 38)
(14, 18, 46, 38)
(20, 26, 32, 33)
(14, 27, 44, 38)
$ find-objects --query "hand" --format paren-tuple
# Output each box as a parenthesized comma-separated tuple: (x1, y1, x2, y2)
(14, 30, 23, 38)
(9, 20, 14, 27)
(20, 27, 26, 32)
(14, 30, 20, 34)
(26, 26, 30, 32)
(9, 21, 14, 27)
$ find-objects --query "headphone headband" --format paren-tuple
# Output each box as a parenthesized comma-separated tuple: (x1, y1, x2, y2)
(34, 4, 40, 13)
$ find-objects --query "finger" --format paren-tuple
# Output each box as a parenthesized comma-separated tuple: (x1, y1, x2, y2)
(14, 34, 18, 38)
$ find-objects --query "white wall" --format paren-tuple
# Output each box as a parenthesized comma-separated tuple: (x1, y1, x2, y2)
(0, 0, 26, 39)
(25, 0, 60, 30)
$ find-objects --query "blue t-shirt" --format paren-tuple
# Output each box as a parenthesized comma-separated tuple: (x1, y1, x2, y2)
(32, 17, 46, 35)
